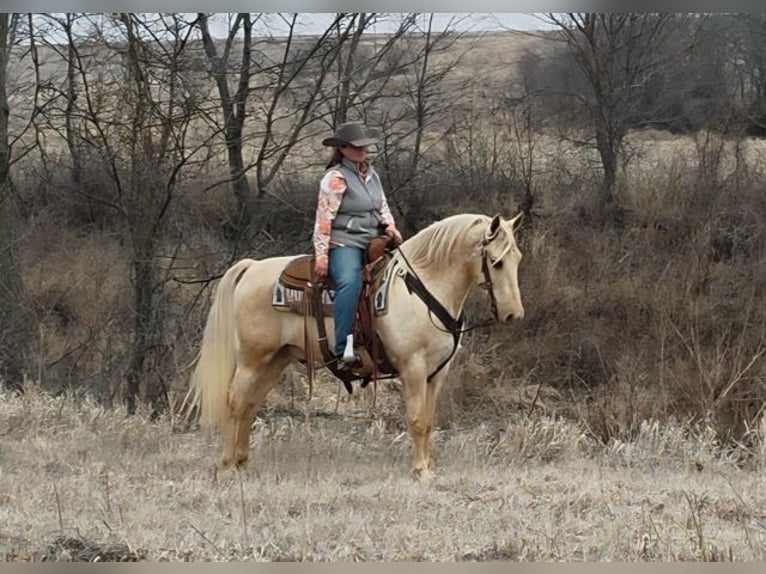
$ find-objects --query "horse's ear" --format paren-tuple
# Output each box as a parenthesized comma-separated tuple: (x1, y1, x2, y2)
(509, 211, 524, 232)
(485, 214, 501, 241)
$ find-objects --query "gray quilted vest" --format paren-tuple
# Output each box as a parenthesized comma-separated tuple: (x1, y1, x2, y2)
(329, 158, 385, 250)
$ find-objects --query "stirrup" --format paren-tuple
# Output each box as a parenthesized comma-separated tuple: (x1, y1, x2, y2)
(334, 335, 361, 372)
(337, 355, 362, 371)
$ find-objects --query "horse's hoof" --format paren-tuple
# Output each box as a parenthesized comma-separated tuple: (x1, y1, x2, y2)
(411, 467, 435, 482)
(218, 457, 233, 470)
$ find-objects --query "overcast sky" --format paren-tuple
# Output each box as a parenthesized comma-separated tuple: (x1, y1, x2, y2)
(7, 2, 760, 13)
(204, 13, 554, 38)
(24, 13, 555, 45)
(26, 13, 555, 45)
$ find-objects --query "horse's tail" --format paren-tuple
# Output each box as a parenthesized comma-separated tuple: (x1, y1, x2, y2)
(190, 258, 254, 431)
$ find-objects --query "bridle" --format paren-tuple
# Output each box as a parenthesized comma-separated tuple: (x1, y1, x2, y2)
(396, 230, 510, 333)
(391, 229, 512, 380)
(478, 232, 508, 322)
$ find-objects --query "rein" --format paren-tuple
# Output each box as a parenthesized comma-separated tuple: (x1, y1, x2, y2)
(394, 243, 500, 336)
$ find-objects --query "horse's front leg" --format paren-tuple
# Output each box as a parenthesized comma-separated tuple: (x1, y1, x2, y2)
(423, 367, 449, 471)
(400, 359, 434, 480)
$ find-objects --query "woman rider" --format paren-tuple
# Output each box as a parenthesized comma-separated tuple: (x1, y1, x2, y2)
(312, 121, 403, 367)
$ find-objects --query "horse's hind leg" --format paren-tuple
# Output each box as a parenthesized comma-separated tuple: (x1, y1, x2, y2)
(220, 351, 290, 470)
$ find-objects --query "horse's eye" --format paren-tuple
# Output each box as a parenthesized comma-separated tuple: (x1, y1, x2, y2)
(492, 258, 503, 269)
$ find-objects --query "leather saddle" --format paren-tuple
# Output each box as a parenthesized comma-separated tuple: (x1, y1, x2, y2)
(276, 235, 397, 394)
(279, 235, 390, 291)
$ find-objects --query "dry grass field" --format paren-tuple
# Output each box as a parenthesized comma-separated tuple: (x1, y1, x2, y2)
(2, 383, 766, 562)
(6, 118, 765, 562)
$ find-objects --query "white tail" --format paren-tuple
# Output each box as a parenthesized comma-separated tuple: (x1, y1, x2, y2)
(190, 258, 254, 430)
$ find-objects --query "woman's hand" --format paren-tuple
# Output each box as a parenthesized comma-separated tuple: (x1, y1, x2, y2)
(314, 253, 328, 278)
(385, 224, 403, 246)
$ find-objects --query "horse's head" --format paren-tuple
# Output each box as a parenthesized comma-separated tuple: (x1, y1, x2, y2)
(477, 213, 525, 322)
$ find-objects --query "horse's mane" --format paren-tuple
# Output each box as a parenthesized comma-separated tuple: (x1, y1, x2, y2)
(401, 213, 488, 270)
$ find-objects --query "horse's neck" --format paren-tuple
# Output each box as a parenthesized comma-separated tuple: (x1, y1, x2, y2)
(404, 256, 474, 319)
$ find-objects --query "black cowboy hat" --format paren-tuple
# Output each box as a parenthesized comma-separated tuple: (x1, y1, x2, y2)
(321, 121, 379, 148)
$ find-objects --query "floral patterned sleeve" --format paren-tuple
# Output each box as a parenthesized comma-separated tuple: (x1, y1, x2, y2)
(379, 192, 395, 227)
(313, 170, 347, 258)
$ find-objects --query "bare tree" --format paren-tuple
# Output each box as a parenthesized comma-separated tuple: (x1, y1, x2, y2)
(319, 13, 419, 130)
(195, 13, 444, 240)
(197, 12, 254, 232)
(544, 13, 681, 213)
(119, 13, 213, 413)
(367, 14, 469, 230)
(505, 94, 539, 220)
(408, 14, 459, 175)
(249, 13, 351, 198)
(331, 12, 372, 125)
(0, 13, 43, 391)
(197, 13, 361, 244)
(62, 13, 83, 186)
(0, 14, 27, 391)
(442, 92, 540, 219)
(731, 15, 766, 133)
(44, 13, 212, 412)
(29, 14, 86, 188)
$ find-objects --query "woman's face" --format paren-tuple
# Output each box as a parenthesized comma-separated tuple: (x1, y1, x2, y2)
(340, 144, 367, 163)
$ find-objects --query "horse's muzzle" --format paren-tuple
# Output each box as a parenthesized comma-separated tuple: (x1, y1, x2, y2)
(502, 309, 525, 322)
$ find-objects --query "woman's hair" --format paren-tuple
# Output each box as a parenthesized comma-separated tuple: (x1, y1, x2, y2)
(325, 147, 344, 169)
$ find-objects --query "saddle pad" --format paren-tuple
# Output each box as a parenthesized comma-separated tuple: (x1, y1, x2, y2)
(272, 281, 335, 310)
(371, 258, 398, 316)
(271, 257, 398, 317)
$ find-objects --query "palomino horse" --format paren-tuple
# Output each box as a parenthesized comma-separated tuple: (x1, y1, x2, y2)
(189, 212, 524, 479)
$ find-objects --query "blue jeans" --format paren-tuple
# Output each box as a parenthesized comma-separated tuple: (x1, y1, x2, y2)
(329, 245, 364, 357)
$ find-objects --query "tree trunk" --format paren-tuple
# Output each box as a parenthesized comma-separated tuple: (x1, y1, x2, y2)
(119, 13, 164, 414)
(124, 251, 154, 414)
(595, 123, 618, 207)
(0, 14, 27, 392)
(198, 13, 253, 237)
(520, 185, 535, 221)
(64, 14, 82, 187)
(334, 13, 368, 125)
(226, 124, 252, 232)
